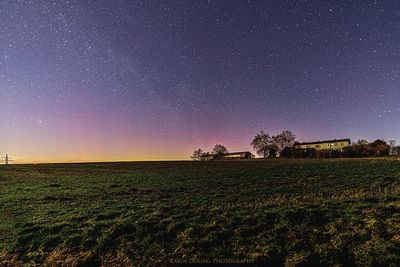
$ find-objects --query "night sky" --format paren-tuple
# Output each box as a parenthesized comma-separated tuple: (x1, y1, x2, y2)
(1, 1, 400, 163)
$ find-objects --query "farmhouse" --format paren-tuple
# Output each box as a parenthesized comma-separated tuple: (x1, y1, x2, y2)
(294, 139, 351, 151)
(200, 151, 255, 160)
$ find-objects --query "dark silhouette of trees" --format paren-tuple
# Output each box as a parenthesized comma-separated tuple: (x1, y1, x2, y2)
(282, 139, 393, 158)
(388, 140, 400, 156)
(251, 131, 274, 157)
(190, 145, 228, 160)
(274, 130, 296, 151)
(280, 147, 316, 158)
(212, 144, 228, 158)
(191, 148, 204, 160)
(343, 139, 390, 157)
(192, 134, 394, 160)
(251, 130, 296, 158)
(274, 130, 296, 157)
(369, 139, 390, 156)
(356, 139, 369, 146)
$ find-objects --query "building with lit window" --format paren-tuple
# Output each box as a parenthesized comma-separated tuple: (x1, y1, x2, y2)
(294, 139, 351, 151)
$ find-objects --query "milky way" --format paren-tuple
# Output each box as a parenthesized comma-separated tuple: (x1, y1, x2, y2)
(1, 1, 400, 162)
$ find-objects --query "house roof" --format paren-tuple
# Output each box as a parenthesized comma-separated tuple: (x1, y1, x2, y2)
(200, 151, 254, 157)
(296, 139, 351, 146)
(223, 151, 253, 156)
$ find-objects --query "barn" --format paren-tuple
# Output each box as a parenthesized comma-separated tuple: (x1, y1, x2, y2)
(200, 151, 255, 160)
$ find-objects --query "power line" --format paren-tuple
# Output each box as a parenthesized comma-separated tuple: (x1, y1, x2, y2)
(1, 154, 14, 165)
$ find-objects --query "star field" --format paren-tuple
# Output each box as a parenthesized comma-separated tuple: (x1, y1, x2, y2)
(1, 0, 400, 162)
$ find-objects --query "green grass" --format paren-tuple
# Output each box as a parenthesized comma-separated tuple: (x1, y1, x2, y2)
(1, 158, 400, 266)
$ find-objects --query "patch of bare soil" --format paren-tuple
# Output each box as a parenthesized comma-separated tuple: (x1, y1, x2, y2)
(100, 251, 132, 267)
(1, 249, 134, 267)
(0, 252, 20, 266)
(45, 248, 97, 266)
(45, 248, 132, 267)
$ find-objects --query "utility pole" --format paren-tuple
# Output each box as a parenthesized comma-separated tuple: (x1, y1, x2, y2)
(1, 154, 13, 165)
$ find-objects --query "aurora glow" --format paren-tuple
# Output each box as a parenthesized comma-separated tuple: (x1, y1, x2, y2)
(1, 1, 400, 163)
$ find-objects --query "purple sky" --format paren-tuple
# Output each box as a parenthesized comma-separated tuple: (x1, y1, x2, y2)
(1, 1, 400, 162)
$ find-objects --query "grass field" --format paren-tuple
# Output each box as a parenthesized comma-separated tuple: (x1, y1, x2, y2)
(1, 158, 400, 266)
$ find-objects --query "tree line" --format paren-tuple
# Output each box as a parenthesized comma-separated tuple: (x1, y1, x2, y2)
(191, 130, 296, 160)
(250, 130, 296, 158)
(191, 130, 400, 160)
(191, 144, 229, 160)
(281, 139, 398, 158)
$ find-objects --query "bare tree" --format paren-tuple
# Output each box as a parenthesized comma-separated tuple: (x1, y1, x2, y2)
(252, 130, 296, 158)
(212, 144, 228, 158)
(191, 148, 204, 160)
(251, 131, 273, 158)
(274, 130, 296, 151)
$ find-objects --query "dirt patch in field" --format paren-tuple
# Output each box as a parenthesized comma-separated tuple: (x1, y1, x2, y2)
(0, 252, 19, 266)
(1, 249, 132, 267)
(100, 251, 132, 267)
(45, 248, 132, 267)
(46, 248, 98, 266)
